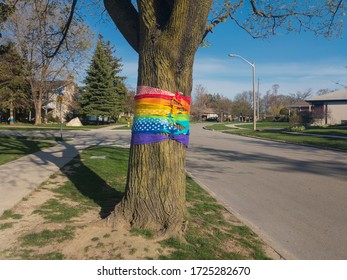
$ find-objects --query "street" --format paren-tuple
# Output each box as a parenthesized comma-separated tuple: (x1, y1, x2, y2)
(187, 124, 347, 259)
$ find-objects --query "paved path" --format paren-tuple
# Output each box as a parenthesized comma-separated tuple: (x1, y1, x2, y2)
(186, 124, 347, 260)
(0, 126, 130, 214)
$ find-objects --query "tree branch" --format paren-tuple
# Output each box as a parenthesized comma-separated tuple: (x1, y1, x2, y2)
(328, 0, 344, 34)
(249, 0, 313, 19)
(104, 0, 140, 53)
(228, 14, 262, 39)
(46, 0, 78, 58)
(202, 9, 229, 42)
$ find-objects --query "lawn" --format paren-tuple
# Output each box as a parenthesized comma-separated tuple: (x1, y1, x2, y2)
(0, 146, 275, 260)
(0, 135, 58, 165)
(205, 122, 347, 151)
(303, 126, 347, 137)
(0, 123, 111, 131)
(236, 121, 290, 130)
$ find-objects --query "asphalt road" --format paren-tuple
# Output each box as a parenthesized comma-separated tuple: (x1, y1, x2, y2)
(186, 124, 347, 260)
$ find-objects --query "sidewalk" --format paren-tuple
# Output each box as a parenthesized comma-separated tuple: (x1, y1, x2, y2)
(0, 125, 127, 214)
(0, 141, 85, 214)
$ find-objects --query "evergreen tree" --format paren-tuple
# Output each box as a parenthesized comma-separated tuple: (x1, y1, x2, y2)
(0, 42, 30, 124)
(80, 35, 127, 121)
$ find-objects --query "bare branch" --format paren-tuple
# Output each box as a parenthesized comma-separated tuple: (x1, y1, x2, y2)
(228, 14, 262, 39)
(249, 0, 313, 19)
(46, 0, 78, 58)
(202, 9, 229, 41)
(328, 0, 344, 34)
(104, 0, 139, 53)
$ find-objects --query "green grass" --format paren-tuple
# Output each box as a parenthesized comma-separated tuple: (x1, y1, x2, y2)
(21, 227, 75, 247)
(205, 121, 290, 130)
(158, 176, 269, 260)
(303, 126, 347, 137)
(237, 121, 290, 129)
(4, 146, 270, 260)
(52, 146, 128, 218)
(204, 122, 236, 131)
(33, 199, 81, 223)
(0, 210, 23, 220)
(205, 123, 347, 151)
(0, 223, 14, 230)
(0, 135, 58, 165)
(0, 123, 109, 131)
(130, 228, 154, 239)
(230, 129, 347, 150)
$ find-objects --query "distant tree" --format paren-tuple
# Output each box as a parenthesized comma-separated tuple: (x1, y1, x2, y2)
(191, 85, 232, 121)
(191, 84, 211, 121)
(261, 84, 292, 117)
(2, 0, 91, 125)
(80, 35, 127, 122)
(209, 93, 233, 121)
(0, 1, 17, 37)
(232, 91, 253, 119)
(316, 88, 331, 96)
(123, 87, 136, 117)
(0, 42, 30, 124)
(290, 89, 313, 102)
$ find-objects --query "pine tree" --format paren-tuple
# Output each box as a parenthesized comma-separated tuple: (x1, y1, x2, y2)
(0, 42, 30, 124)
(80, 35, 127, 122)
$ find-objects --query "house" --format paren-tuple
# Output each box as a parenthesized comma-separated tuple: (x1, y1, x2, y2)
(42, 77, 77, 122)
(286, 101, 311, 116)
(201, 109, 219, 122)
(305, 89, 347, 125)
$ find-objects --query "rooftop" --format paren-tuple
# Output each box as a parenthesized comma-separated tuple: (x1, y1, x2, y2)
(306, 89, 347, 102)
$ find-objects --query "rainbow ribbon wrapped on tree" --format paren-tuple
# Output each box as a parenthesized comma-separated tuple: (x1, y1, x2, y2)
(131, 86, 191, 147)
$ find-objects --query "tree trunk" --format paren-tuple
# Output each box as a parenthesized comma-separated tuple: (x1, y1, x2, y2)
(34, 99, 42, 125)
(105, 0, 213, 236)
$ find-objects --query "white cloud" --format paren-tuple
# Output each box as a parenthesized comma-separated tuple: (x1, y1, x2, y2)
(193, 56, 347, 99)
(117, 56, 346, 98)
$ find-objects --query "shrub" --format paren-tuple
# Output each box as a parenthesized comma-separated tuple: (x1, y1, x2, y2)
(289, 125, 305, 132)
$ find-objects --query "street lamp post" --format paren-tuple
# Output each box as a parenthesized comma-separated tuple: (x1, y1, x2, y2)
(228, 54, 257, 131)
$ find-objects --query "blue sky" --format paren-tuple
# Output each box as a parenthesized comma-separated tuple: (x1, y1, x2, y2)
(86, 7, 347, 100)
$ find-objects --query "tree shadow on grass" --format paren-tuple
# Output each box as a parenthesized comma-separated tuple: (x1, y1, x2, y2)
(60, 149, 126, 219)
(1, 130, 128, 219)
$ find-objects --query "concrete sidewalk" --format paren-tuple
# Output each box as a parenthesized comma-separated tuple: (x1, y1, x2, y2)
(0, 141, 85, 214)
(0, 125, 130, 214)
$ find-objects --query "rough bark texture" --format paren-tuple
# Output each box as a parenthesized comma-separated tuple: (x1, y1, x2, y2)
(105, 0, 213, 235)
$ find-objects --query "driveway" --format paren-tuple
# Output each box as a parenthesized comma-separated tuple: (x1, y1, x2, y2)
(186, 124, 347, 259)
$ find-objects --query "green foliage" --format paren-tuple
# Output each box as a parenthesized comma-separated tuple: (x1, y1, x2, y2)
(289, 125, 305, 132)
(80, 35, 128, 121)
(0, 2, 15, 37)
(0, 42, 30, 115)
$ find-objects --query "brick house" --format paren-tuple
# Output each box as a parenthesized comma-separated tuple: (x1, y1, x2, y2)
(306, 89, 347, 125)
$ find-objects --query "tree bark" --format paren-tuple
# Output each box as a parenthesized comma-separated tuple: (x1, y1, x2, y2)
(105, 0, 213, 236)
(34, 99, 42, 125)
